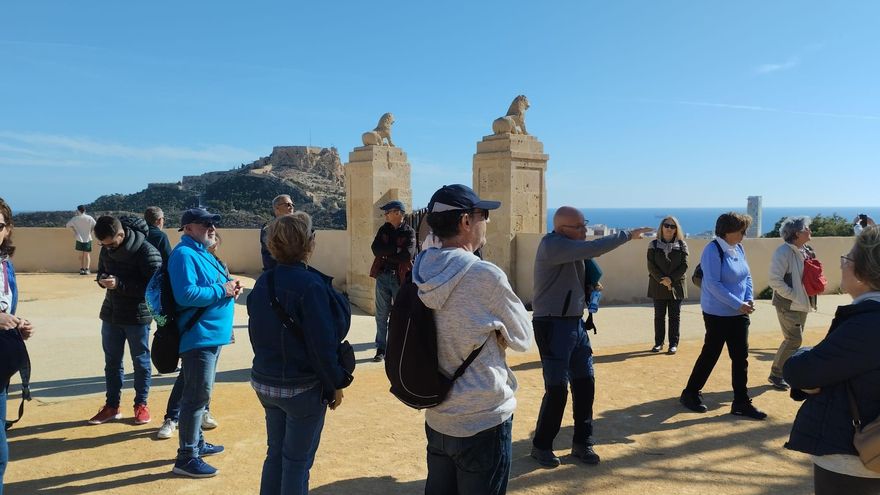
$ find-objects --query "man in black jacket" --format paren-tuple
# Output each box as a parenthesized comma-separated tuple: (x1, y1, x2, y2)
(87, 215, 162, 426)
(144, 206, 172, 263)
(260, 195, 295, 271)
(369, 200, 416, 362)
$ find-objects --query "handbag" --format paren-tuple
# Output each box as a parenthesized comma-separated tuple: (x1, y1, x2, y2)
(802, 255, 827, 296)
(846, 381, 880, 473)
(1, 324, 32, 431)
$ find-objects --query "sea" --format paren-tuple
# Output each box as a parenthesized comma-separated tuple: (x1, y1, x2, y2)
(548, 207, 877, 237)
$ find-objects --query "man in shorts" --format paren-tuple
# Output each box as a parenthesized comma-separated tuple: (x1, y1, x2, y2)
(66, 205, 97, 275)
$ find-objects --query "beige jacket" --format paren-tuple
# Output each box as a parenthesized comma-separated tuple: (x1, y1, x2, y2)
(768, 242, 813, 313)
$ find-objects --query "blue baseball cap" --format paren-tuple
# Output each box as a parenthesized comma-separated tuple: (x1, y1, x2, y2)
(178, 208, 221, 231)
(380, 200, 406, 212)
(427, 184, 501, 213)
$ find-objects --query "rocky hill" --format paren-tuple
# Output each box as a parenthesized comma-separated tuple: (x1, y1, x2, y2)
(15, 146, 347, 230)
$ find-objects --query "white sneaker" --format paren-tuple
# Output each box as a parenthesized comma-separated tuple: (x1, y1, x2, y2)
(201, 411, 219, 430)
(156, 418, 177, 439)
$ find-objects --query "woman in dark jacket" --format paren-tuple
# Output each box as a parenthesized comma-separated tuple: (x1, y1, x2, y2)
(784, 225, 880, 494)
(0, 197, 35, 494)
(247, 212, 353, 495)
(647, 216, 688, 354)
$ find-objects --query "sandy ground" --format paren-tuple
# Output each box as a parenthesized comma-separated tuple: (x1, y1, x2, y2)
(3, 273, 847, 494)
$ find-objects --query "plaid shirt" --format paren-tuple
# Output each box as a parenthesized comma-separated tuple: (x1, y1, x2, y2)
(250, 378, 318, 399)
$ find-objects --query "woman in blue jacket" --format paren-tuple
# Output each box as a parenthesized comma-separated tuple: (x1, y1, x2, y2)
(247, 212, 353, 495)
(0, 197, 35, 494)
(680, 212, 766, 419)
(784, 225, 880, 494)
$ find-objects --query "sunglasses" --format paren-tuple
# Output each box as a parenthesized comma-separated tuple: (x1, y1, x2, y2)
(469, 209, 489, 220)
(279, 202, 294, 208)
(662, 223, 677, 229)
(197, 221, 217, 229)
(0, 223, 6, 230)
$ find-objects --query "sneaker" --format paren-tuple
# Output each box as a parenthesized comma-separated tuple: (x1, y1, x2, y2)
(199, 442, 225, 457)
(157, 418, 178, 439)
(78, 268, 86, 275)
(134, 403, 151, 424)
(373, 351, 385, 362)
(172, 457, 218, 478)
(668, 346, 678, 355)
(651, 345, 663, 353)
(571, 443, 601, 465)
(731, 400, 767, 420)
(679, 390, 708, 413)
(88, 405, 122, 424)
(201, 411, 219, 430)
(83, 269, 91, 275)
(768, 375, 790, 391)
(530, 446, 560, 468)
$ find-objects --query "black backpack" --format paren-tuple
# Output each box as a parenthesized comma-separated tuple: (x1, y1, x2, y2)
(385, 280, 485, 409)
(1, 327, 31, 431)
(146, 262, 206, 373)
(691, 239, 725, 288)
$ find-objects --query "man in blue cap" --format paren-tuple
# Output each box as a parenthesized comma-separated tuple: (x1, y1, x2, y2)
(168, 208, 241, 478)
(369, 200, 416, 362)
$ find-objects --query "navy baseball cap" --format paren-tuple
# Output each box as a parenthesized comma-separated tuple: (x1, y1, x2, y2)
(178, 208, 221, 231)
(380, 200, 406, 212)
(427, 184, 501, 213)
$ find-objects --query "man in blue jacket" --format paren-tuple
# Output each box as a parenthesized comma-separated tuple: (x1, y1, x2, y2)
(168, 208, 241, 478)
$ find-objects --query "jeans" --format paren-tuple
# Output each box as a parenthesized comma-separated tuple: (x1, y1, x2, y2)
(652, 299, 682, 347)
(684, 313, 751, 403)
(255, 386, 327, 495)
(770, 305, 807, 378)
(100, 321, 151, 407)
(532, 317, 595, 450)
(814, 464, 880, 495)
(425, 417, 513, 495)
(165, 347, 219, 421)
(177, 346, 220, 460)
(1, 387, 7, 495)
(374, 271, 400, 351)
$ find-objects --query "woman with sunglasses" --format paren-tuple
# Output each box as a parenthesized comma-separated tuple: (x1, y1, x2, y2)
(647, 216, 688, 354)
(0, 197, 35, 494)
(784, 225, 880, 494)
(680, 212, 766, 419)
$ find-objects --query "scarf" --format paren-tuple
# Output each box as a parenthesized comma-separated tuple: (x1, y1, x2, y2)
(652, 239, 688, 261)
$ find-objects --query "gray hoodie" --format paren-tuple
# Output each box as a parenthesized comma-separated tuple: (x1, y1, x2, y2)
(413, 247, 532, 437)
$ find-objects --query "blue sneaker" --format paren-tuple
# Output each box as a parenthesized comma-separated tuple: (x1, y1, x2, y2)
(199, 442, 225, 457)
(172, 457, 218, 478)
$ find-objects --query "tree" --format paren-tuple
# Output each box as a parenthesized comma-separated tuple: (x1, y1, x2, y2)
(764, 213, 852, 238)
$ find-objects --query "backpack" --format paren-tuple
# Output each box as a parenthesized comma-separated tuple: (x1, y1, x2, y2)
(1, 326, 31, 431)
(691, 240, 725, 288)
(802, 254, 827, 296)
(146, 262, 206, 373)
(385, 280, 486, 409)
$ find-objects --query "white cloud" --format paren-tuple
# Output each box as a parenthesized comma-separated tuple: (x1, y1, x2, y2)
(755, 56, 801, 74)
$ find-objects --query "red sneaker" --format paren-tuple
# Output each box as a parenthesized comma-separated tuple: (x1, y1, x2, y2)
(88, 405, 122, 425)
(134, 403, 151, 425)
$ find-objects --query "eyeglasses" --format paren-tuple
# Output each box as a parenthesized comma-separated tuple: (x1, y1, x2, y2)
(469, 209, 489, 221)
(662, 223, 677, 229)
(279, 202, 294, 208)
(0, 223, 6, 230)
(841, 254, 855, 267)
(197, 222, 217, 229)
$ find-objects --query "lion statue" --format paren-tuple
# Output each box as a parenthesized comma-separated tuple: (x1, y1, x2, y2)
(362, 112, 395, 147)
(492, 95, 530, 135)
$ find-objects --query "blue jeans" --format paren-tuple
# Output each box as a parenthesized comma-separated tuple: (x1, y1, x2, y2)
(425, 417, 513, 495)
(374, 271, 400, 351)
(532, 317, 596, 449)
(165, 347, 219, 421)
(100, 321, 151, 407)
(177, 346, 220, 460)
(1, 387, 7, 495)
(255, 386, 327, 495)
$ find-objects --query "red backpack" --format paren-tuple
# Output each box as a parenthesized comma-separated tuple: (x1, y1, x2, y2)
(802, 256, 827, 296)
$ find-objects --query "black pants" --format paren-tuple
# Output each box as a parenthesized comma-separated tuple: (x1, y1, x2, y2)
(652, 299, 682, 347)
(684, 313, 750, 403)
(814, 464, 880, 495)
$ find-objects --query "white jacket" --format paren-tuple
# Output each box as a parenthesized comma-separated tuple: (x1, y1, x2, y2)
(768, 242, 812, 313)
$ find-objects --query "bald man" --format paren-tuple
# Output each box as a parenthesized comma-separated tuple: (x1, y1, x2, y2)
(530, 206, 652, 468)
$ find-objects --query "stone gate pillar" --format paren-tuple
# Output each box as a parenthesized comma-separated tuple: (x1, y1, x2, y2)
(472, 133, 548, 289)
(344, 145, 412, 313)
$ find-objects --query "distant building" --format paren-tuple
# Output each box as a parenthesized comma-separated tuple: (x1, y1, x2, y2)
(746, 196, 762, 238)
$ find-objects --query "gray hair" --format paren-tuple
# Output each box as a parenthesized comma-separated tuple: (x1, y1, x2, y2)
(272, 194, 293, 208)
(780, 216, 811, 243)
(144, 206, 164, 226)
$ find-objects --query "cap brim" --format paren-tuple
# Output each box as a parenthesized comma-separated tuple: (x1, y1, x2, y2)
(474, 200, 501, 210)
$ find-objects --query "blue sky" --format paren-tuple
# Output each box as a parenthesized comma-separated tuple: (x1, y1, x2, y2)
(2, 1, 878, 213)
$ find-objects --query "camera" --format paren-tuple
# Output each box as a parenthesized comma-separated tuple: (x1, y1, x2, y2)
(859, 214, 868, 228)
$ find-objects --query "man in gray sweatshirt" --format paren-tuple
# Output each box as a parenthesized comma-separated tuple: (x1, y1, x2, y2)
(413, 184, 532, 495)
(530, 206, 651, 468)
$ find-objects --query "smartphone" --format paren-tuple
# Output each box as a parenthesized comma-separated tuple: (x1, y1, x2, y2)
(860, 214, 868, 227)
